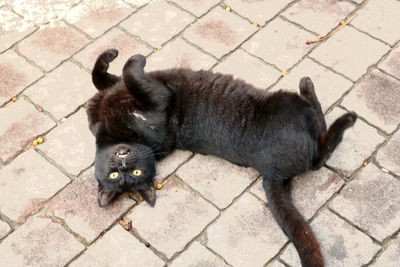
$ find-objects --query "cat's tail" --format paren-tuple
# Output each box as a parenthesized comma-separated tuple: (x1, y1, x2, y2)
(263, 176, 324, 267)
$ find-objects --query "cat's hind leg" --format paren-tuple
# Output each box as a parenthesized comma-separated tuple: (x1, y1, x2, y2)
(92, 49, 121, 90)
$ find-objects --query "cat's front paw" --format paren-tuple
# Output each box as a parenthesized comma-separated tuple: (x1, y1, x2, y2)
(99, 48, 119, 63)
(125, 54, 146, 70)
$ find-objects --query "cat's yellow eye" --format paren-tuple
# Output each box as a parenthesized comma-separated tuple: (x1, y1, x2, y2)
(133, 169, 142, 176)
(109, 172, 119, 179)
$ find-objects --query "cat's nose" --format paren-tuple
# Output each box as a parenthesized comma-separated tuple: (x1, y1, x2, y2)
(119, 158, 128, 170)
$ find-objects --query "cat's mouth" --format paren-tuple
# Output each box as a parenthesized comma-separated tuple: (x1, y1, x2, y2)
(115, 149, 130, 159)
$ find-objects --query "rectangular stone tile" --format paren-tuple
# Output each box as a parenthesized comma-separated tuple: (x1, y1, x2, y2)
(212, 49, 280, 89)
(351, 0, 400, 45)
(325, 108, 385, 177)
(47, 167, 135, 243)
(176, 154, 259, 209)
(251, 167, 344, 220)
(373, 233, 400, 267)
(170, 0, 220, 17)
(310, 27, 389, 81)
(154, 149, 192, 182)
(0, 99, 55, 163)
(0, 220, 11, 239)
(73, 27, 152, 75)
(376, 130, 400, 176)
(0, 7, 36, 52)
(38, 108, 95, 175)
(342, 70, 400, 133)
(243, 17, 316, 71)
(146, 38, 217, 71)
(17, 20, 89, 71)
(0, 216, 84, 267)
(0, 149, 70, 223)
(170, 241, 229, 267)
(282, 0, 356, 36)
(70, 225, 164, 267)
(379, 46, 400, 79)
(24, 62, 95, 120)
(184, 7, 257, 58)
(207, 193, 287, 266)
(120, 0, 195, 48)
(126, 177, 219, 259)
(281, 209, 380, 266)
(330, 164, 400, 241)
(0, 50, 43, 106)
(270, 58, 352, 112)
(225, 0, 292, 26)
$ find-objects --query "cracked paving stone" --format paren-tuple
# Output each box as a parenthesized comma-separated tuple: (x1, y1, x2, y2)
(170, 0, 220, 17)
(47, 167, 135, 243)
(379, 46, 400, 79)
(120, 0, 195, 48)
(342, 69, 400, 134)
(154, 149, 192, 183)
(0, 50, 43, 106)
(0, 149, 70, 223)
(184, 6, 256, 59)
(207, 193, 287, 267)
(0, 220, 12, 239)
(281, 209, 380, 266)
(243, 17, 315, 71)
(0, 99, 55, 163)
(325, 108, 385, 177)
(373, 233, 400, 267)
(251, 167, 344, 220)
(330, 164, 400, 241)
(126, 177, 219, 259)
(24, 61, 96, 120)
(0, 216, 84, 267)
(376, 129, 400, 176)
(176, 154, 259, 209)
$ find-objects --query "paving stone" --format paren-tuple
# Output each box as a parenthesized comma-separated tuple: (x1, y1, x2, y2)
(243, 17, 316, 71)
(207, 193, 288, 266)
(170, 241, 229, 267)
(154, 149, 192, 182)
(0, 7, 36, 52)
(212, 49, 280, 89)
(270, 58, 352, 112)
(0, 149, 69, 223)
(376, 130, 400, 176)
(120, 0, 195, 47)
(266, 261, 286, 267)
(351, 0, 400, 45)
(126, 177, 219, 258)
(170, 0, 220, 17)
(373, 233, 400, 267)
(70, 225, 164, 267)
(24, 62, 95, 120)
(73, 27, 152, 75)
(0, 216, 84, 266)
(184, 7, 257, 58)
(330, 164, 400, 241)
(0, 99, 55, 163)
(379, 46, 400, 79)
(325, 108, 385, 177)
(0, 220, 11, 239)
(0, 50, 43, 106)
(65, 0, 134, 39)
(18, 20, 89, 71)
(39, 108, 95, 175)
(251, 167, 343, 220)
(310, 27, 389, 81)
(280, 209, 380, 266)
(225, 0, 292, 26)
(176, 154, 259, 209)
(47, 167, 135, 243)
(146, 38, 217, 71)
(282, 0, 356, 36)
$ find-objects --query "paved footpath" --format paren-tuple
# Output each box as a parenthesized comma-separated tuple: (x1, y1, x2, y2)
(1, 0, 400, 266)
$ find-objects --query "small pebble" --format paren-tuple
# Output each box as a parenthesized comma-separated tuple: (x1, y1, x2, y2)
(156, 183, 163, 190)
(38, 108, 43, 112)
(363, 162, 367, 167)
(119, 219, 125, 225)
(252, 22, 259, 27)
(340, 20, 346, 26)
(145, 242, 150, 247)
(382, 168, 389, 173)
(124, 225, 131, 231)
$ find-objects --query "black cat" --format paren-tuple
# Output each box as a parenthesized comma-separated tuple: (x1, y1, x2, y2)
(87, 49, 357, 266)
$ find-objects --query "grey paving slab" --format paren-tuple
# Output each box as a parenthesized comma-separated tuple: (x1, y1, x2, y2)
(0, 99, 56, 163)
(310, 26, 389, 81)
(379, 46, 400, 79)
(376, 129, 400, 176)
(342, 69, 400, 134)
(184, 6, 257, 58)
(281, 209, 380, 267)
(243, 17, 316, 71)
(70, 225, 164, 267)
(330, 164, 400, 241)
(373, 234, 400, 267)
(154, 149, 192, 182)
(24, 61, 96, 120)
(0, 220, 11, 239)
(0, 50, 43, 106)
(170, 0, 220, 17)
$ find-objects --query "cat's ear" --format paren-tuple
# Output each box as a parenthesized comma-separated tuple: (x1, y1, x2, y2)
(138, 186, 156, 207)
(98, 186, 117, 207)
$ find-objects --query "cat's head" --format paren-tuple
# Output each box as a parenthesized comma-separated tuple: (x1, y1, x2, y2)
(95, 142, 156, 207)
